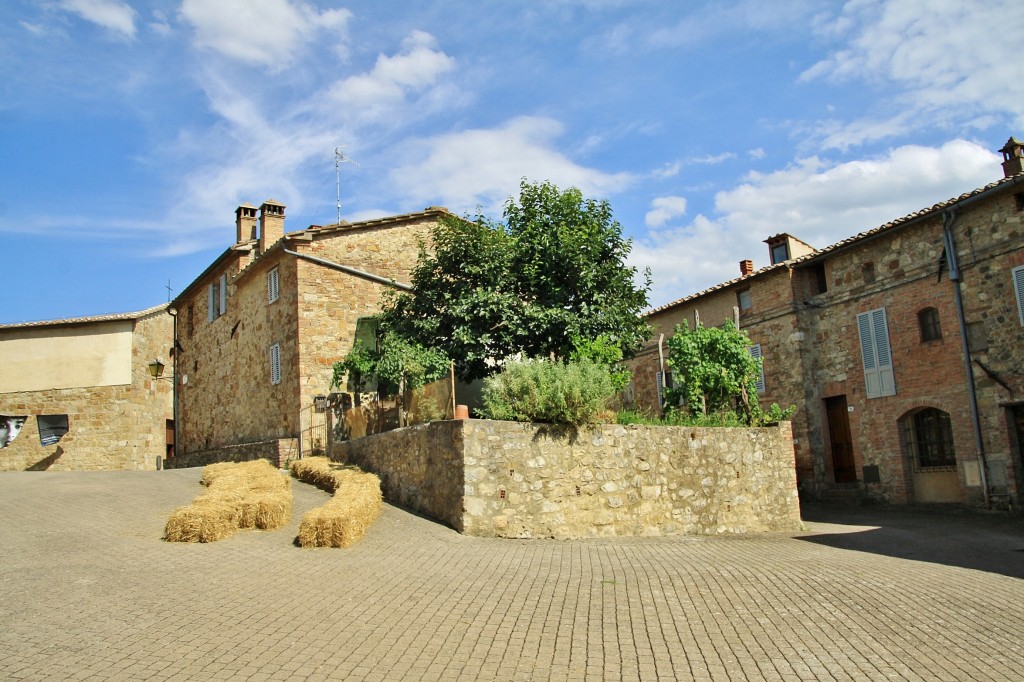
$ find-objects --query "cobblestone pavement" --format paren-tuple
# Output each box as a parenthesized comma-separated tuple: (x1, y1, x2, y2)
(1, 470, 1023, 681)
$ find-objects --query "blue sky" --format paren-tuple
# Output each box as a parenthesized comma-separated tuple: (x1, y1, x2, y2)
(2, 0, 1023, 324)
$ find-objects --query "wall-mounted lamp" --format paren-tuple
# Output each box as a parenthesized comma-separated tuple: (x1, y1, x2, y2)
(148, 359, 169, 380)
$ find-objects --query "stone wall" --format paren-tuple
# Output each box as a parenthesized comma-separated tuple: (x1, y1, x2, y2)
(168, 437, 298, 470)
(331, 419, 801, 538)
(0, 309, 174, 471)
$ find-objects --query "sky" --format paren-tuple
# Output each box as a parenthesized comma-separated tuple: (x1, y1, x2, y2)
(2, 0, 1023, 324)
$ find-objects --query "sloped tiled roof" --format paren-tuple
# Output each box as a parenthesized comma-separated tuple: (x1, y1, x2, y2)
(0, 303, 169, 331)
(647, 172, 1024, 317)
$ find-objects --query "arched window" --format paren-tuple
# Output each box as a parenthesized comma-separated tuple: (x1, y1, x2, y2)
(918, 307, 942, 342)
(899, 407, 956, 470)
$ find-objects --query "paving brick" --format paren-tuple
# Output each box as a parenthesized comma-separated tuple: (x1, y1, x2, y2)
(1, 469, 1023, 681)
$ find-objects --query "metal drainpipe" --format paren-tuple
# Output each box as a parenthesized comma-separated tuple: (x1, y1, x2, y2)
(941, 208, 990, 507)
(168, 305, 179, 468)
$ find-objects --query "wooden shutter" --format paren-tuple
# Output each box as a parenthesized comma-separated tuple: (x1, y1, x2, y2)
(1014, 265, 1024, 326)
(268, 268, 279, 303)
(270, 343, 281, 385)
(220, 272, 228, 315)
(857, 308, 896, 398)
(749, 344, 765, 393)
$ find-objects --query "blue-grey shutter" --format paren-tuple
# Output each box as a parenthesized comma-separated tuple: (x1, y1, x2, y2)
(656, 371, 665, 406)
(270, 343, 281, 385)
(749, 344, 765, 393)
(219, 274, 228, 315)
(208, 283, 215, 322)
(858, 308, 896, 398)
(1014, 265, 1024, 326)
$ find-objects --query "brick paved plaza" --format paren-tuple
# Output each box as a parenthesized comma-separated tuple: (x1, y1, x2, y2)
(1, 468, 1022, 681)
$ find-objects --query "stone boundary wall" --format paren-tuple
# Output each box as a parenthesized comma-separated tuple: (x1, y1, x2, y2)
(331, 421, 465, 530)
(168, 437, 298, 470)
(331, 420, 801, 538)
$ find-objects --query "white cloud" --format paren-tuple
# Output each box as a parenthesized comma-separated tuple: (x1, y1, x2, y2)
(58, 0, 136, 38)
(801, 0, 1024, 147)
(632, 139, 1002, 308)
(328, 31, 456, 113)
(180, 0, 351, 69)
(389, 116, 636, 215)
(645, 196, 687, 228)
(690, 152, 735, 165)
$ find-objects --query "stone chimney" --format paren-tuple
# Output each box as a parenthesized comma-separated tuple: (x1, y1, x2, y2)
(1000, 137, 1024, 178)
(739, 259, 754, 276)
(235, 203, 257, 243)
(258, 199, 286, 253)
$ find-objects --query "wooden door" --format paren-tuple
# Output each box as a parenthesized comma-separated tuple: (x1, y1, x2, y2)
(825, 396, 856, 483)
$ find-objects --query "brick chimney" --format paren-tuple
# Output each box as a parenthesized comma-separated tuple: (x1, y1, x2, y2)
(258, 199, 286, 253)
(235, 203, 257, 243)
(739, 259, 754, 276)
(1000, 137, 1024, 177)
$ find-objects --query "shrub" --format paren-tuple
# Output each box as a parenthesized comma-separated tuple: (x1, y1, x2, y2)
(480, 358, 617, 426)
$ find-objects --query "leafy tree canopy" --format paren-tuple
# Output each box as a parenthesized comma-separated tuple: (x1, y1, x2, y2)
(665, 320, 795, 426)
(382, 180, 651, 382)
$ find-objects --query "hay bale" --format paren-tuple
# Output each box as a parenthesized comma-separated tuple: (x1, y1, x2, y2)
(165, 499, 240, 543)
(165, 459, 292, 542)
(291, 457, 383, 548)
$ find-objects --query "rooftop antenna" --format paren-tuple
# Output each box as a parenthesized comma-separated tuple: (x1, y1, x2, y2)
(335, 146, 359, 225)
(165, 279, 173, 303)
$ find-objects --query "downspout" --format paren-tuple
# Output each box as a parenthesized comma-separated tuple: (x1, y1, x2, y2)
(167, 305, 179, 469)
(941, 209, 990, 507)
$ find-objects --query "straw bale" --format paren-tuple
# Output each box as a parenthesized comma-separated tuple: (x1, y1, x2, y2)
(297, 468, 382, 548)
(164, 499, 240, 543)
(165, 459, 292, 542)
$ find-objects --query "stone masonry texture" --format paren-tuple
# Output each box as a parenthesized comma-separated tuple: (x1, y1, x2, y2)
(0, 309, 173, 471)
(2, 469, 1023, 681)
(628, 176, 1024, 507)
(332, 419, 801, 538)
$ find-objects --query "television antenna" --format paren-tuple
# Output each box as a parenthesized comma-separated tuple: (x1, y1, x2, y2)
(335, 146, 359, 225)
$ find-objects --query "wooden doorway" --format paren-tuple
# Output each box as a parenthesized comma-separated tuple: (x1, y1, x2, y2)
(825, 396, 857, 483)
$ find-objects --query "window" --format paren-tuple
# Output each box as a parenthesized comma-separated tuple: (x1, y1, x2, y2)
(770, 242, 789, 265)
(1014, 264, 1024, 326)
(737, 289, 752, 311)
(862, 262, 876, 284)
(899, 408, 956, 470)
(208, 281, 217, 322)
(1014, 192, 1024, 211)
(656, 370, 673, 407)
(208, 273, 228, 322)
(270, 343, 281, 385)
(219, 274, 227, 316)
(749, 344, 765, 393)
(268, 267, 280, 304)
(810, 264, 827, 294)
(918, 307, 942, 342)
(857, 307, 896, 398)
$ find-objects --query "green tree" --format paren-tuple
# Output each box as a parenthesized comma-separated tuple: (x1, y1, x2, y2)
(664, 321, 794, 426)
(383, 180, 652, 382)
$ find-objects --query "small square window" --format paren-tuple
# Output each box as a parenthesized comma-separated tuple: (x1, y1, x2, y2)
(770, 242, 789, 264)
(737, 289, 752, 311)
(918, 307, 942, 342)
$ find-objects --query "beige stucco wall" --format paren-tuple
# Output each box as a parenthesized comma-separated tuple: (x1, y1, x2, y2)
(0, 310, 174, 471)
(0, 321, 132, 392)
(332, 419, 802, 538)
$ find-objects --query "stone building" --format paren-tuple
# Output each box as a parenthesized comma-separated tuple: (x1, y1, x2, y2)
(168, 200, 451, 467)
(628, 137, 1024, 507)
(0, 305, 174, 471)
